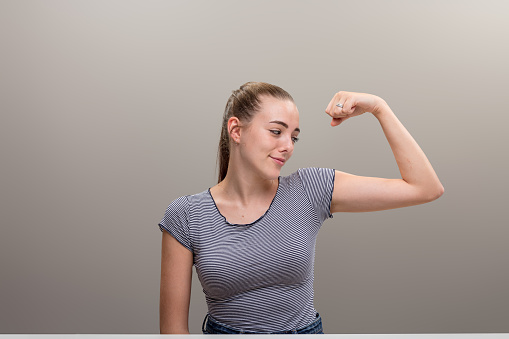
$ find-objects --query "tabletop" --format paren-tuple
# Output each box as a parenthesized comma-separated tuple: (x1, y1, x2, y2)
(1, 334, 508, 339)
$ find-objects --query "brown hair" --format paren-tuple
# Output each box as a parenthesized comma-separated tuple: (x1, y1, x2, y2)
(217, 82, 294, 183)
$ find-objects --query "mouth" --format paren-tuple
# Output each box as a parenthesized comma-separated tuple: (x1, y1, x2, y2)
(269, 156, 285, 166)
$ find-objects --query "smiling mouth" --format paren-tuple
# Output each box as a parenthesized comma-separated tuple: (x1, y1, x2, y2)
(270, 156, 285, 166)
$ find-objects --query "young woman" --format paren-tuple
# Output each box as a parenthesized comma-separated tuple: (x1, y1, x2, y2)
(158, 82, 444, 334)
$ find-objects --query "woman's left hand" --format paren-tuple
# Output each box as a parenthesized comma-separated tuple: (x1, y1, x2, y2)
(325, 91, 387, 126)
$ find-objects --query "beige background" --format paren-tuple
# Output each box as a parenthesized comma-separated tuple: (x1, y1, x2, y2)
(1, 0, 508, 334)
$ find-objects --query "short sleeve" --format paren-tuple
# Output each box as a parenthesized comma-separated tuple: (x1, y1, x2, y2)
(298, 167, 335, 223)
(158, 195, 193, 253)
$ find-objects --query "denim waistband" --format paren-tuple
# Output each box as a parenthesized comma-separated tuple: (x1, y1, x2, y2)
(202, 312, 324, 334)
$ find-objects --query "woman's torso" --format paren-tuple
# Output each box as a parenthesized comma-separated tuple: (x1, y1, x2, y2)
(159, 168, 335, 332)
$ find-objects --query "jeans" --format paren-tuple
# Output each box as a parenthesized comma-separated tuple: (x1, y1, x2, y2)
(202, 312, 324, 334)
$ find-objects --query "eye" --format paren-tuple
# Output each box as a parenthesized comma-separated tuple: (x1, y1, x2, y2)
(292, 136, 299, 144)
(270, 129, 281, 135)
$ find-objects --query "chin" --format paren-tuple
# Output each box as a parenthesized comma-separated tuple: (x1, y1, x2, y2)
(252, 160, 283, 181)
(264, 168, 282, 181)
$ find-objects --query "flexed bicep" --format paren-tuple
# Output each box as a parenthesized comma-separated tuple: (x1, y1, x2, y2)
(330, 170, 440, 213)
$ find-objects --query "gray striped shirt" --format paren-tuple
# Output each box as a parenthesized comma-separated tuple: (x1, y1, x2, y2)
(159, 167, 335, 332)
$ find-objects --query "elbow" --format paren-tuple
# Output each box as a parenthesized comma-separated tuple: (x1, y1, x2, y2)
(414, 183, 444, 204)
(426, 184, 445, 202)
(439, 184, 445, 197)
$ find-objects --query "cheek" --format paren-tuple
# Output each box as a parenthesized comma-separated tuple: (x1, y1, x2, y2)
(243, 129, 276, 155)
(244, 134, 268, 153)
(253, 132, 273, 148)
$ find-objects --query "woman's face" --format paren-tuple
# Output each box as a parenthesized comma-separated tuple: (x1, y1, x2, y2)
(237, 95, 300, 181)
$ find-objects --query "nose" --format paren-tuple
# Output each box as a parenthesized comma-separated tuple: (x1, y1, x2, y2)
(278, 135, 294, 154)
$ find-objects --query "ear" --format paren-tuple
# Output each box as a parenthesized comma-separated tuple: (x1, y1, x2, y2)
(228, 117, 242, 144)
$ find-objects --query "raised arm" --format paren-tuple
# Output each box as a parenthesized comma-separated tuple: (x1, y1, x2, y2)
(325, 91, 444, 213)
(160, 231, 193, 334)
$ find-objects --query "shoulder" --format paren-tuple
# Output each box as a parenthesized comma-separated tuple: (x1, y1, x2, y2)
(291, 167, 335, 183)
(165, 189, 210, 214)
(294, 168, 335, 202)
(280, 168, 336, 221)
(279, 168, 335, 192)
(281, 167, 335, 181)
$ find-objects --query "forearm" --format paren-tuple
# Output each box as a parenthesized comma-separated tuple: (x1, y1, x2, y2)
(373, 102, 444, 198)
(159, 294, 189, 334)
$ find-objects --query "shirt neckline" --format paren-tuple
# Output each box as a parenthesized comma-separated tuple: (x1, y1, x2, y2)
(207, 177, 281, 226)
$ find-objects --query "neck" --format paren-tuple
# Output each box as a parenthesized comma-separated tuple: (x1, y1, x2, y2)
(218, 164, 279, 206)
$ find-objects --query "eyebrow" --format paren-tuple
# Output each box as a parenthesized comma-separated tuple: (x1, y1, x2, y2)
(269, 120, 300, 133)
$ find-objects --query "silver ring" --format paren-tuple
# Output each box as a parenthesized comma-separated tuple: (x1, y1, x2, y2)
(336, 103, 344, 108)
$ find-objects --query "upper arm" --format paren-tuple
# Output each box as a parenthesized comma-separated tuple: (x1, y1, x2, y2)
(330, 170, 442, 213)
(160, 230, 194, 334)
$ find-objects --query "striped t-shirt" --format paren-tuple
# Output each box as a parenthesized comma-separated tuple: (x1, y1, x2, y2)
(158, 167, 335, 332)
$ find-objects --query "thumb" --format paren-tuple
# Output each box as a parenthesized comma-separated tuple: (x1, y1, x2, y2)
(331, 117, 343, 126)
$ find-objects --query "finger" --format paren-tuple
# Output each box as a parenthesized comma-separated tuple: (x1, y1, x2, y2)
(325, 96, 336, 115)
(343, 97, 355, 114)
(326, 91, 343, 114)
(331, 117, 344, 127)
(334, 101, 345, 116)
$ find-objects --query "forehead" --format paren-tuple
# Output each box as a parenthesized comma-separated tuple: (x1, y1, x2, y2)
(255, 95, 299, 123)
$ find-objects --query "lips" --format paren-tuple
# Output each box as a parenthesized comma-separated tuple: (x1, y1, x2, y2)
(270, 156, 285, 165)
